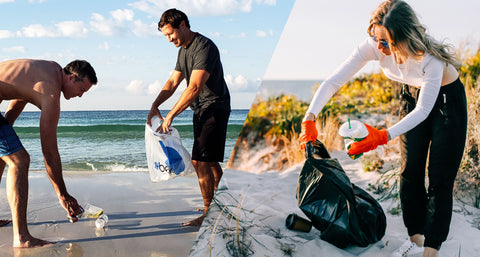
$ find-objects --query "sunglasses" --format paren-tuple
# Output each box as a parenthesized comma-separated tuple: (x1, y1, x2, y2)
(372, 36, 390, 49)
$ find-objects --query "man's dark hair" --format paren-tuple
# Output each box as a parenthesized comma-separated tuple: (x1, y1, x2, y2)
(158, 8, 190, 31)
(63, 60, 98, 85)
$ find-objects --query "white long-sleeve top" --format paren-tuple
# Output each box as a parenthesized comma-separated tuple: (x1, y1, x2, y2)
(306, 37, 444, 140)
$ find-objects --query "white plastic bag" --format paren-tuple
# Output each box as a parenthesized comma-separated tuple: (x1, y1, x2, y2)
(145, 117, 195, 181)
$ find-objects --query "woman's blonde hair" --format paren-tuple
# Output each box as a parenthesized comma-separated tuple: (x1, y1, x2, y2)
(367, 0, 460, 68)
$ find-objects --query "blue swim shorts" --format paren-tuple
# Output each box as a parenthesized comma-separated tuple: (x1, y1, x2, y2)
(0, 115, 23, 157)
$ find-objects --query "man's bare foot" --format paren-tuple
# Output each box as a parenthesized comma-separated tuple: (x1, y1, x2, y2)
(195, 208, 205, 212)
(13, 236, 54, 248)
(0, 219, 12, 226)
(182, 215, 205, 226)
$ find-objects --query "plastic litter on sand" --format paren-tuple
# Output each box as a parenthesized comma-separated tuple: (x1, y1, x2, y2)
(95, 214, 109, 229)
(84, 203, 104, 218)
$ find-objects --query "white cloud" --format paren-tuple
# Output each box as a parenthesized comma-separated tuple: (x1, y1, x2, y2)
(111, 9, 134, 22)
(132, 20, 158, 37)
(125, 79, 177, 95)
(28, 0, 46, 3)
(8, 8, 154, 39)
(98, 42, 110, 50)
(208, 32, 222, 38)
(20, 24, 57, 37)
(0, 30, 15, 39)
(56, 21, 88, 37)
(225, 74, 259, 92)
(90, 13, 118, 36)
(129, 0, 277, 17)
(0, 0, 14, 3)
(125, 80, 145, 95)
(147, 80, 163, 95)
(256, 0, 276, 5)
(17, 21, 88, 38)
(2, 46, 25, 53)
(256, 29, 273, 38)
(89, 9, 157, 38)
(231, 32, 247, 38)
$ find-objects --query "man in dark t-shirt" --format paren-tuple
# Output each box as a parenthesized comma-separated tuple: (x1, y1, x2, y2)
(147, 8, 231, 226)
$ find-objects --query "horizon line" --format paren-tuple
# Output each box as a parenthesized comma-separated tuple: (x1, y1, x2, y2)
(19, 108, 251, 113)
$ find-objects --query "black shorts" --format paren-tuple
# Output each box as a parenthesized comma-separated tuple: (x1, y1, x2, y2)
(192, 108, 230, 162)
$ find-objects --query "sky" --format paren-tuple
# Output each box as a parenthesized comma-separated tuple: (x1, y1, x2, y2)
(264, 0, 480, 81)
(0, 0, 295, 111)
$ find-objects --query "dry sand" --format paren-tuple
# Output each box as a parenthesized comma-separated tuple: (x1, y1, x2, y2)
(190, 150, 480, 257)
(0, 171, 202, 257)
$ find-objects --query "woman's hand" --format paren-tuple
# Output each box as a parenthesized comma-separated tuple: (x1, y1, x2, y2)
(299, 120, 318, 150)
(348, 123, 388, 155)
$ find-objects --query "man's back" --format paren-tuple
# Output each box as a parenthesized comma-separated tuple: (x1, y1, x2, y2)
(0, 59, 62, 106)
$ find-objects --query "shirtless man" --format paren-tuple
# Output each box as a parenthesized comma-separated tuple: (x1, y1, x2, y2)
(0, 59, 97, 247)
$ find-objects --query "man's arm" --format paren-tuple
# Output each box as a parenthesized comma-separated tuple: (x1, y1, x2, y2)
(4, 99, 27, 125)
(39, 98, 82, 216)
(147, 70, 184, 126)
(160, 69, 210, 132)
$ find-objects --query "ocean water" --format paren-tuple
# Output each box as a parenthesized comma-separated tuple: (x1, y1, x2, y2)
(13, 109, 248, 172)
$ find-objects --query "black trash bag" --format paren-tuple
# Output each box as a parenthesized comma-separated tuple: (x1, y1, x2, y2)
(296, 140, 386, 249)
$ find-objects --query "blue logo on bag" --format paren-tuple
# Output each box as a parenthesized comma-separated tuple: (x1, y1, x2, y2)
(154, 161, 171, 174)
(158, 140, 185, 175)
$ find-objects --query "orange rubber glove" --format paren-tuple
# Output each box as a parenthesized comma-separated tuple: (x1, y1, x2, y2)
(348, 123, 388, 155)
(299, 120, 318, 150)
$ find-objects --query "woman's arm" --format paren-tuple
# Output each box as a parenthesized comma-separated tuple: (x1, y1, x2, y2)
(305, 38, 378, 118)
(387, 56, 444, 139)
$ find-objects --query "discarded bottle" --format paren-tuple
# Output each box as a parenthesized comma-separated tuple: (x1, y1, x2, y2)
(338, 119, 368, 160)
(285, 213, 312, 232)
(95, 214, 108, 229)
(84, 203, 104, 219)
(67, 215, 79, 223)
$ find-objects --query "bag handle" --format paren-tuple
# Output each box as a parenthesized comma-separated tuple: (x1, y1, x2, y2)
(305, 140, 331, 159)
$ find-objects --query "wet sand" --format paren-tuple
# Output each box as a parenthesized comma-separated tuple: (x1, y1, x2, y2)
(0, 171, 202, 257)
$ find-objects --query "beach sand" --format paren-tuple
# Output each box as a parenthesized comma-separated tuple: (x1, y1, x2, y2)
(0, 171, 202, 257)
(190, 150, 480, 257)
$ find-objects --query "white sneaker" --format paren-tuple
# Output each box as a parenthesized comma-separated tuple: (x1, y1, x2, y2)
(390, 240, 424, 257)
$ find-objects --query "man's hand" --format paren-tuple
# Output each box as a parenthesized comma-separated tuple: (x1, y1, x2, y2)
(348, 123, 388, 155)
(299, 120, 318, 150)
(147, 108, 164, 127)
(159, 115, 172, 134)
(147, 107, 174, 134)
(59, 193, 84, 217)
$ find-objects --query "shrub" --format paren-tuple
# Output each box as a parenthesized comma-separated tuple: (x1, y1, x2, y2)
(456, 47, 480, 207)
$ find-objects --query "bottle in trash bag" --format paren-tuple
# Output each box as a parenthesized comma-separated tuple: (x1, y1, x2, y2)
(95, 214, 108, 229)
(149, 116, 162, 135)
(338, 119, 368, 160)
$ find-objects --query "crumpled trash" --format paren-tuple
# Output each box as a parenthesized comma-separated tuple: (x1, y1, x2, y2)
(296, 140, 386, 248)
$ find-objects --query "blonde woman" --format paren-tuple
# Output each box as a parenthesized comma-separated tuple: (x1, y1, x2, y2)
(299, 1, 467, 256)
